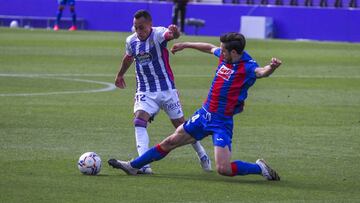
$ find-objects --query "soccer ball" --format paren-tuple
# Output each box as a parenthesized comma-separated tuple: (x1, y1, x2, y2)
(77, 152, 102, 175)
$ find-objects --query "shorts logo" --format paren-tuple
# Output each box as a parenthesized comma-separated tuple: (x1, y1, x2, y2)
(163, 101, 181, 111)
(216, 65, 234, 81)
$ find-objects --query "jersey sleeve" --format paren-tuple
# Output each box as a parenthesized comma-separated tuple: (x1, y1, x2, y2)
(125, 37, 133, 56)
(246, 61, 258, 79)
(213, 48, 221, 58)
(154, 27, 168, 44)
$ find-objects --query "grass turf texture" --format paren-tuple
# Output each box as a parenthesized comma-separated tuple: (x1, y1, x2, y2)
(1, 27, 360, 202)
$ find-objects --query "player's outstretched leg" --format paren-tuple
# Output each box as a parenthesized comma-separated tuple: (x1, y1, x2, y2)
(256, 159, 280, 181)
(191, 141, 212, 171)
(109, 144, 169, 175)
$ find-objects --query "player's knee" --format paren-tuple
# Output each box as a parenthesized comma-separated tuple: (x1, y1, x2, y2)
(216, 164, 232, 176)
(158, 140, 172, 153)
(171, 117, 185, 128)
(133, 118, 147, 128)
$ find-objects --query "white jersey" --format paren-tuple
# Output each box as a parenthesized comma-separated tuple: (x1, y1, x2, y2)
(125, 27, 176, 93)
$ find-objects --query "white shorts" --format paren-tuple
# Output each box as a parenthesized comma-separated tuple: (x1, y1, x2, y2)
(134, 89, 184, 120)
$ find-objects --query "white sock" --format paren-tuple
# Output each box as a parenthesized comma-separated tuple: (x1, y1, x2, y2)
(191, 141, 206, 158)
(135, 126, 150, 168)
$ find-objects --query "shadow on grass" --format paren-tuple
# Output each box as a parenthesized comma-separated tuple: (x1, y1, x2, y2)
(100, 170, 338, 193)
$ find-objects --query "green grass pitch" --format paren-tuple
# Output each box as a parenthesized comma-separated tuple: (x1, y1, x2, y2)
(1, 27, 360, 202)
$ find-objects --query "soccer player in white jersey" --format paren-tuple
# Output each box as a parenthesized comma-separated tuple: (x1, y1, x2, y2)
(114, 10, 211, 174)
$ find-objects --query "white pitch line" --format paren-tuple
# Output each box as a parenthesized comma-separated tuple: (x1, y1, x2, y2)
(0, 74, 116, 97)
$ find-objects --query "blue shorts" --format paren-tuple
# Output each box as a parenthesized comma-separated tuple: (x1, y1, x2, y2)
(58, 0, 75, 6)
(183, 108, 234, 150)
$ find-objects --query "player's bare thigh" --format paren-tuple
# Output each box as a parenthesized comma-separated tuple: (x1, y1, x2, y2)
(159, 124, 196, 151)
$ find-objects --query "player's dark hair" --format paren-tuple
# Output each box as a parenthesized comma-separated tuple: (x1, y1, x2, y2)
(220, 32, 246, 54)
(134, 10, 152, 22)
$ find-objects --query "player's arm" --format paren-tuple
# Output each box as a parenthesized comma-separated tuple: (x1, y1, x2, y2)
(255, 58, 282, 78)
(164, 24, 181, 41)
(171, 42, 218, 54)
(115, 54, 134, 88)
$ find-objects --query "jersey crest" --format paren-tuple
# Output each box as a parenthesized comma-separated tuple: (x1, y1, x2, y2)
(216, 65, 234, 81)
(135, 51, 153, 66)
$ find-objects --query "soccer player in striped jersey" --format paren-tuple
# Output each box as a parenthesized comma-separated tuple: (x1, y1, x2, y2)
(114, 10, 211, 174)
(109, 32, 282, 181)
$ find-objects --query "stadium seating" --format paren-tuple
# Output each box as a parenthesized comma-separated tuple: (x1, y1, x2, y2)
(185, 18, 205, 35)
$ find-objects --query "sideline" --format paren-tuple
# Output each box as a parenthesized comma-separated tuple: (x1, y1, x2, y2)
(0, 73, 116, 97)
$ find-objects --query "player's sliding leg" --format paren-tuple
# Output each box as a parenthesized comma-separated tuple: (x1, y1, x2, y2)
(109, 125, 197, 175)
(130, 144, 168, 170)
(229, 160, 262, 176)
(214, 146, 280, 180)
(230, 159, 280, 180)
(108, 144, 166, 175)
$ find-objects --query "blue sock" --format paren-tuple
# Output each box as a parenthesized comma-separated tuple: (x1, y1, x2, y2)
(231, 160, 261, 176)
(130, 144, 168, 169)
(71, 11, 77, 26)
(55, 10, 63, 25)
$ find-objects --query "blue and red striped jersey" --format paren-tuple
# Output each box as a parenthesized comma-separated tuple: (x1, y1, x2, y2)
(203, 48, 258, 117)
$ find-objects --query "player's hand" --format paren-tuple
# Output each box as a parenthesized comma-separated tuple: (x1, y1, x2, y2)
(168, 24, 179, 33)
(270, 58, 282, 69)
(171, 43, 185, 54)
(115, 74, 126, 89)
(168, 24, 180, 39)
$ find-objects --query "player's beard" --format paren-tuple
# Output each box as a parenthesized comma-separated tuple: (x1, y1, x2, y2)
(223, 55, 232, 63)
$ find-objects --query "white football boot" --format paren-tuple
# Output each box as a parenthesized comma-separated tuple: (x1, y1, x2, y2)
(199, 154, 212, 172)
(108, 159, 138, 175)
(256, 159, 280, 181)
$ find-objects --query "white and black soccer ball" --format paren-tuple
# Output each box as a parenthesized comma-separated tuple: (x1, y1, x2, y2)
(77, 152, 102, 175)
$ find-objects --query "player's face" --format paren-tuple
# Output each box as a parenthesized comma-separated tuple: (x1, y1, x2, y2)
(133, 17, 152, 41)
(220, 43, 232, 62)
